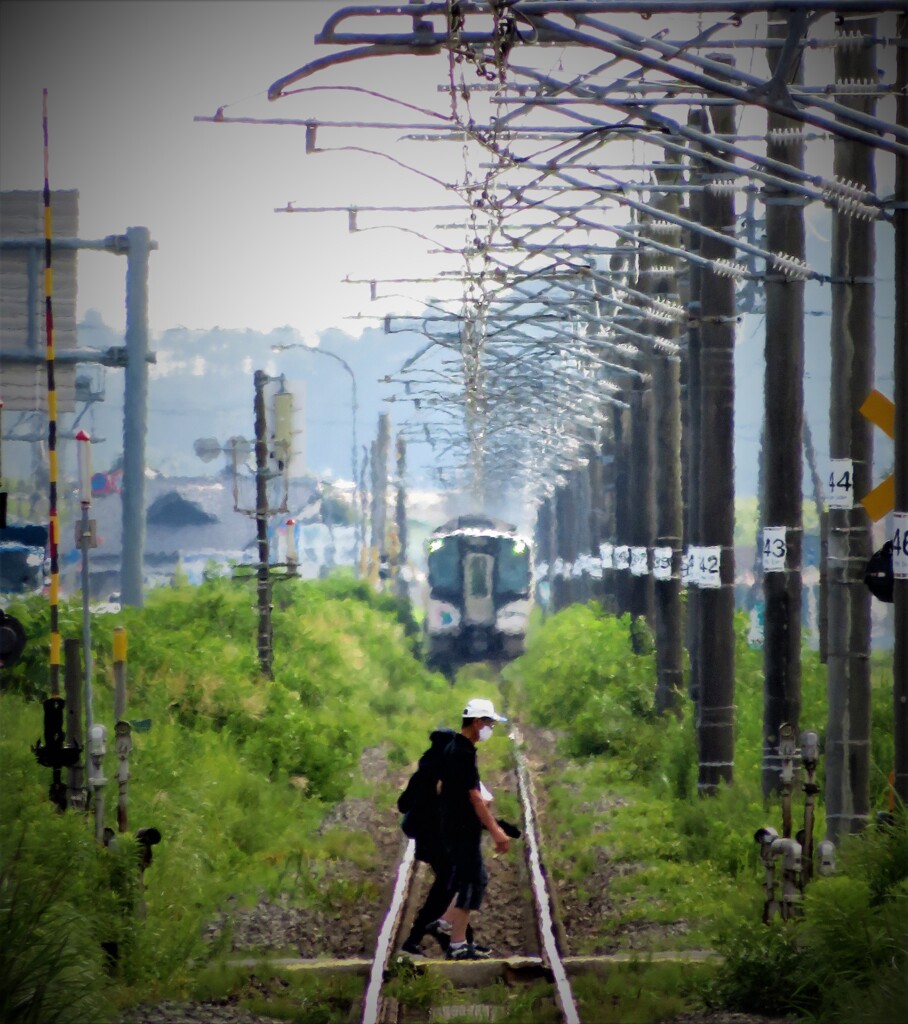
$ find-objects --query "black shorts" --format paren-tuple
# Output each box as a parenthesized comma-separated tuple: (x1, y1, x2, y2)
(447, 842, 488, 911)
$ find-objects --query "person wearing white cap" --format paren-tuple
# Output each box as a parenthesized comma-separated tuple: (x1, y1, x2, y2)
(434, 697, 510, 961)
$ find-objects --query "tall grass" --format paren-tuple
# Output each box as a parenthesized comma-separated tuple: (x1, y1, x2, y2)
(0, 576, 452, 1019)
(503, 601, 904, 1019)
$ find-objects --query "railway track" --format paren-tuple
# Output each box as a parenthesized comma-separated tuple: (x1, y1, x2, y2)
(361, 723, 581, 1024)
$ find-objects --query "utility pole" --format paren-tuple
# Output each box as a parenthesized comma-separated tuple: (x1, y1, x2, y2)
(825, 15, 877, 842)
(394, 432, 409, 601)
(685, 109, 707, 705)
(652, 157, 684, 715)
(893, 11, 908, 806)
(121, 226, 153, 608)
(628, 217, 655, 627)
(370, 412, 391, 585)
(762, 21, 806, 798)
(613, 401, 633, 617)
(253, 370, 273, 679)
(696, 92, 738, 793)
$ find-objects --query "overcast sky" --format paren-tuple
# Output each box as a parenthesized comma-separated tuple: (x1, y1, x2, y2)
(0, 0, 475, 338)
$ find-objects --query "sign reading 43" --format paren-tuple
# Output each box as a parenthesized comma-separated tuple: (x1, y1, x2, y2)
(762, 526, 787, 573)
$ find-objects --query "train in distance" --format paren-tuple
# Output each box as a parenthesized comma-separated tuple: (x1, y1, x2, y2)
(423, 514, 534, 675)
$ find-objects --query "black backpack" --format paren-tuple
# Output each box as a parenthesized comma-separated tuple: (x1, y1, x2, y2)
(397, 728, 455, 842)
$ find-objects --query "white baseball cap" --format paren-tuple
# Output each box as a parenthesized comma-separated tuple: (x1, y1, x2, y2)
(463, 697, 507, 722)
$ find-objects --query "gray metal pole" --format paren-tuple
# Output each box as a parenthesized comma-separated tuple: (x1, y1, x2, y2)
(121, 226, 151, 608)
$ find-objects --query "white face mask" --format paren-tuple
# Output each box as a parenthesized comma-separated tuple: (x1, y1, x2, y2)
(477, 725, 493, 742)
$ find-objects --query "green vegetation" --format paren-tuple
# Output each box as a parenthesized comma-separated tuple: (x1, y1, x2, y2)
(0, 576, 449, 1021)
(1, 582, 904, 1023)
(502, 602, 905, 1022)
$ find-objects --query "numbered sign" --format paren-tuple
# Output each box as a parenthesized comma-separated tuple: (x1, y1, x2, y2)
(599, 543, 614, 568)
(630, 547, 649, 576)
(894, 513, 908, 580)
(762, 526, 787, 573)
(653, 546, 672, 581)
(698, 546, 722, 588)
(681, 548, 695, 587)
(589, 556, 603, 580)
(614, 545, 631, 570)
(826, 459, 854, 509)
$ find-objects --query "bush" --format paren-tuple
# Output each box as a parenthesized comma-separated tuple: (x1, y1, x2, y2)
(0, 575, 446, 1008)
(511, 604, 659, 764)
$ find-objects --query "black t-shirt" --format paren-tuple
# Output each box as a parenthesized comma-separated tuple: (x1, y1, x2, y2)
(440, 732, 482, 843)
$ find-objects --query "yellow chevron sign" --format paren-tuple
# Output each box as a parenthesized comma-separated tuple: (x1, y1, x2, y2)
(859, 390, 895, 522)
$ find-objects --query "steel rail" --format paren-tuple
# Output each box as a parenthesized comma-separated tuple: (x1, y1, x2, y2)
(361, 839, 416, 1024)
(358, 728, 584, 1023)
(512, 725, 581, 1024)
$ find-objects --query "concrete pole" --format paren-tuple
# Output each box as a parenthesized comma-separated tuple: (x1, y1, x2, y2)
(697, 93, 738, 793)
(613, 403, 633, 616)
(575, 461, 593, 605)
(893, 12, 908, 805)
(685, 109, 707, 705)
(652, 158, 684, 715)
(394, 433, 409, 601)
(370, 413, 391, 584)
(628, 358, 654, 625)
(121, 227, 151, 608)
(825, 15, 877, 842)
(762, 22, 806, 797)
(254, 370, 273, 679)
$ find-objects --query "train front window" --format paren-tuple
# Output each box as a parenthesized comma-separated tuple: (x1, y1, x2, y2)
(467, 554, 491, 597)
(427, 536, 461, 596)
(496, 538, 531, 596)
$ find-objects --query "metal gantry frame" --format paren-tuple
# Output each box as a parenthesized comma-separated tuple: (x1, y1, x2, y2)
(197, 0, 906, 807)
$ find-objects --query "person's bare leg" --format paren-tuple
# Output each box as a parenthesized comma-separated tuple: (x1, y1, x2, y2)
(449, 906, 470, 944)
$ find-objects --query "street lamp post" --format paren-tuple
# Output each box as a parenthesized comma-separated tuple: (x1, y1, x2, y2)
(271, 344, 360, 575)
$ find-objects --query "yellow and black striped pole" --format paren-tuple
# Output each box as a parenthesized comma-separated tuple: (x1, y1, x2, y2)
(43, 88, 61, 698)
